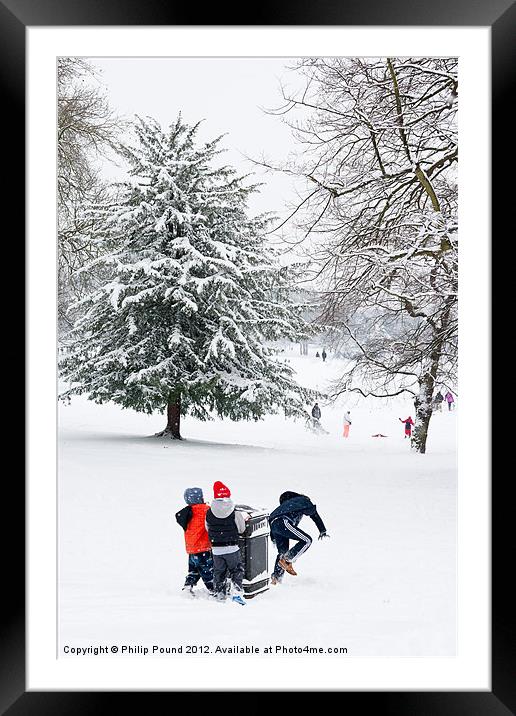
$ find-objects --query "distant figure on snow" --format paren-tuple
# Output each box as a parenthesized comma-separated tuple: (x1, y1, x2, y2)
(321, 349, 327, 362)
(307, 402, 328, 435)
(175, 487, 214, 596)
(445, 391, 455, 411)
(268, 491, 329, 585)
(311, 402, 321, 421)
(399, 416, 414, 438)
(343, 410, 352, 438)
(205, 481, 247, 604)
(433, 390, 444, 411)
(315, 351, 320, 358)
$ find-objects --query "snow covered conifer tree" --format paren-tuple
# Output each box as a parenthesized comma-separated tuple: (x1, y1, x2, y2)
(59, 115, 314, 438)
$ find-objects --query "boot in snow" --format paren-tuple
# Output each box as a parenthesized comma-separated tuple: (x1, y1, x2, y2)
(279, 558, 297, 576)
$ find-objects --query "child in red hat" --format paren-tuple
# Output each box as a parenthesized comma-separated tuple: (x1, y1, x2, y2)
(213, 481, 231, 499)
(205, 481, 247, 603)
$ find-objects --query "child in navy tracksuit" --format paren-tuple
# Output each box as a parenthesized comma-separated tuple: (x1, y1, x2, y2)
(268, 491, 329, 584)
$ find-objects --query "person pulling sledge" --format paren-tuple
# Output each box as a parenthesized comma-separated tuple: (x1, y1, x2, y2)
(321, 349, 327, 362)
(268, 491, 329, 585)
(311, 402, 322, 424)
(399, 416, 414, 438)
(306, 402, 328, 434)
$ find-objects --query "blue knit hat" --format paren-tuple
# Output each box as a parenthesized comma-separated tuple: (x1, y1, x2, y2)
(184, 487, 204, 505)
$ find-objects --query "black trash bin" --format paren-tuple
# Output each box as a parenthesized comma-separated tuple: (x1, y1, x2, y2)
(236, 504, 269, 599)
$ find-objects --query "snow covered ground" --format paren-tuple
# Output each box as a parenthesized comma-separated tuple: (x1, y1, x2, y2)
(58, 349, 457, 656)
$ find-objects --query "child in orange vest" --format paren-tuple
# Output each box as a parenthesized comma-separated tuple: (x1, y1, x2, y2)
(175, 487, 214, 595)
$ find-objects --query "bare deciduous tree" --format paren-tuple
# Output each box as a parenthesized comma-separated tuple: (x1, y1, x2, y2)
(259, 57, 458, 453)
(58, 58, 120, 334)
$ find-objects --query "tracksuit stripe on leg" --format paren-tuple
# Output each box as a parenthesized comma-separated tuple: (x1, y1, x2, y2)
(283, 518, 312, 561)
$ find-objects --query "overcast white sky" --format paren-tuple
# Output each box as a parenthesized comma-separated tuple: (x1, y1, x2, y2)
(89, 57, 308, 222)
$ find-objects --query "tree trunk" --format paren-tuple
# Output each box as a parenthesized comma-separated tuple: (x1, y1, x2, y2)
(412, 302, 453, 453)
(155, 390, 182, 439)
(412, 373, 434, 454)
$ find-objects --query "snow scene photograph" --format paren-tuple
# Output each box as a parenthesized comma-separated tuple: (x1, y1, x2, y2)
(57, 56, 458, 658)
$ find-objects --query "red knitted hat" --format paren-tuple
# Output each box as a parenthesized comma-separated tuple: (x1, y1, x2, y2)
(213, 481, 231, 499)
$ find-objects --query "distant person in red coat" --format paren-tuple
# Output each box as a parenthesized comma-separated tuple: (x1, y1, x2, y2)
(445, 391, 455, 411)
(399, 416, 414, 438)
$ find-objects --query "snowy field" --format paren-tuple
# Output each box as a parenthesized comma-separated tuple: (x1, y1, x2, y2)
(58, 350, 457, 657)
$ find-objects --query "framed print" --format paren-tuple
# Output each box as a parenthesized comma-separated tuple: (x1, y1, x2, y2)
(2, 0, 512, 711)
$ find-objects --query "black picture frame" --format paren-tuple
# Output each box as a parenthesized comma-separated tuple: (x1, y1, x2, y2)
(4, 0, 510, 711)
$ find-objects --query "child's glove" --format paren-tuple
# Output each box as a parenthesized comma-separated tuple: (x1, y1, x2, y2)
(318, 532, 330, 540)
